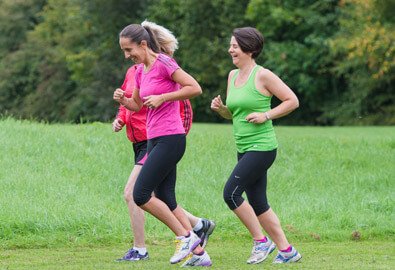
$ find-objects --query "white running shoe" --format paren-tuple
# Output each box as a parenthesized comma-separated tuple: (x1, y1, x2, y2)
(181, 251, 212, 267)
(273, 246, 302, 263)
(246, 238, 276, 264)
(170, 231, 201, 264)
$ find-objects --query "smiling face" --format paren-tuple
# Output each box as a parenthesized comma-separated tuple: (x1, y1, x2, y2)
(119, 37, 146, 64)
(228, 36, 251, 67)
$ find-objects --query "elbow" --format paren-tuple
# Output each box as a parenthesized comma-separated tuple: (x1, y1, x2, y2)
(293, 97, 299, 110)
(194, 85, 203, 97)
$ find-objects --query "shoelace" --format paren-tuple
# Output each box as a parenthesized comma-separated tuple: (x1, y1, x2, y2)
(124, 249, 138, 259)
(173, 239, 182, 255)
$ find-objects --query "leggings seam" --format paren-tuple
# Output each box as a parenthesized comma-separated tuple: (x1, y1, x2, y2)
(231, 185, 240, 209)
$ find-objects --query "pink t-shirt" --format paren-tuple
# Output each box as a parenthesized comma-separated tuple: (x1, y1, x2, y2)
(135, 53, 185, 139)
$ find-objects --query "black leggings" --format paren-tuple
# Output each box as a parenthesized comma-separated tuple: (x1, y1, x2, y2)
(133, 134, 186, 211)
(223, 150, 277, 216)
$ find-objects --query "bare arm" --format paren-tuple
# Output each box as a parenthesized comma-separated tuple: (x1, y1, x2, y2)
(246, 68, 299, 124)
(142, 68, 202, 108)
(260, 68, 299, 119)
(210, 70, 235, 120)
(113, 88, 143, 111)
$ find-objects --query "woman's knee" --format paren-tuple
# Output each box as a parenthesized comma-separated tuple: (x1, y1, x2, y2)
(223, 185, 243, 210)
(133, 187, 151, 206)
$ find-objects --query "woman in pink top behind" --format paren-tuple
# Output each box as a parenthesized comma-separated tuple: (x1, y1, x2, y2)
(113, 22, 212, 267)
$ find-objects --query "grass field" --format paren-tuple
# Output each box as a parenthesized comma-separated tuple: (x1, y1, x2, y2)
(0, 118, 394, 269)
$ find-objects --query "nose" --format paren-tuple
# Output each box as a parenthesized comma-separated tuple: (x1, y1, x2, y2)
(124, 51, 130, 59)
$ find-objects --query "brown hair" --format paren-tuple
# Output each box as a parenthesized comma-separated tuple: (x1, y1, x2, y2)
(120, 21, 178, 56)
(232, 27, 264, 59)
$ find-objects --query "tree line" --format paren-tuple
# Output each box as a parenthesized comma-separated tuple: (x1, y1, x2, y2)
(0, 0, 393, 125)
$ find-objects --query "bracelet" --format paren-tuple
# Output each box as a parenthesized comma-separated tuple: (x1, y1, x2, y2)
(264, 112, 271, 121)
(161, 94, 166, 103)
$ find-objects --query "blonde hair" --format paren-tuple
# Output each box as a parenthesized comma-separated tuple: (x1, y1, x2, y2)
(141, 20, 178, 56)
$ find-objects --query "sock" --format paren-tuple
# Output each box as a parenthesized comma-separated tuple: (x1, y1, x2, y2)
(194, 250, 205, 256)
(280, 245, 292, 253)
(255, 236, 268, 243)
(133, 246, 147, 255)
(193, 219, 203, 232)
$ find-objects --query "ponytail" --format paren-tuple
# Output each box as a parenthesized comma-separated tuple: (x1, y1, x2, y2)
(141, 20, 178, 56)
(120, 21, 178, 56)
(142, 25, 161, 53)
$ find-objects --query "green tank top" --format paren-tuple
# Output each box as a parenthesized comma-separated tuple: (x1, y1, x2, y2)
(226, 65, 278, 153)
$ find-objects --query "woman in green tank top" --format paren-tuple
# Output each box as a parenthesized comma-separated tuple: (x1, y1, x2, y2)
(211, 27, 302, 265)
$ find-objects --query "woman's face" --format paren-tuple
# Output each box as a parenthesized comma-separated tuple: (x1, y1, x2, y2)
(119, 37, 145, 64)
(228, 36, 250, 66)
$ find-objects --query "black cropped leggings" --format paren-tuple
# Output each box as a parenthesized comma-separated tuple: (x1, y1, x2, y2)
(133, 134, 186, 211)
(223, 149, 277, 216)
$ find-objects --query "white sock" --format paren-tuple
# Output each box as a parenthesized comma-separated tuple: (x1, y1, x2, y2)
(133, 246, 147, 255)
(193, 218, 203, 231)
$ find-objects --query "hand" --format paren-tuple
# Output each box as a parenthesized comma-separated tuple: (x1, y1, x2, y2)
(143, 95, 165, 109)
(112, 118, 124, 132)
(211, 95, 225, 112)
(245, 112, 266, 124)
(113, 88, 125, 103)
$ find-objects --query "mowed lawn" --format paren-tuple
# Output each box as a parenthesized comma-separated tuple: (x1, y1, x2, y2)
(0, 118, 394, 269)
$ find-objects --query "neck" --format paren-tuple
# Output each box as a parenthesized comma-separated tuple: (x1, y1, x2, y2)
(144, 50, 158, 70)
(237, 59, 256, 75)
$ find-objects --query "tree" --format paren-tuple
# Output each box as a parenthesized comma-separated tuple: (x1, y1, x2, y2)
(147, 0, 251, 122)
(246, 0, 341, 124)
(329, 0, 395, 124)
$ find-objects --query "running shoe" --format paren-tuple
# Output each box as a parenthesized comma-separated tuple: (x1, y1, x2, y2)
(194, 219, 216, 248)
(181, 251, 212, 267)
(170, 231, 201, 264)
(246, 238, 276, 264)
(115, 248, 149, 261)
(273, 246, 302, 263)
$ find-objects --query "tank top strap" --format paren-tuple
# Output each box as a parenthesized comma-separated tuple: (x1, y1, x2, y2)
(230, 69, 239, 86)
(246, 65, 260, 88)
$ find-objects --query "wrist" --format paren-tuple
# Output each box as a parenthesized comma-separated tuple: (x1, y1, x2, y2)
(161, 94, 166, 103)
(264, 112, 271, 121)
(119, 97, 127, 106)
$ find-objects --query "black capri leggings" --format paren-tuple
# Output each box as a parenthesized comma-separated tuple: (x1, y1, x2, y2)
(223, 149, 277, 216)
(133, 134, 186, 211)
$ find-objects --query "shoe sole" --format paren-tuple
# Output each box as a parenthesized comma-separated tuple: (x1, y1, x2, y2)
(273, 252, 302, 264)
(201, 221, 216, 248)
(247, 243, 276, 264)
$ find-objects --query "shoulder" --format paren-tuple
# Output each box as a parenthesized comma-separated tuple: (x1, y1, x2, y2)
(256, 67, 277, 82)
(256, 66, 272, 76)
(157, 53, 179, 69)
(228, 69, 238, 80)
(135, 64, 144, 74)
(126, 64, 138, 76)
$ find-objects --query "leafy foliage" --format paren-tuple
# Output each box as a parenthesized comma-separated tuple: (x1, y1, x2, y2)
(0, 0, 393, 124)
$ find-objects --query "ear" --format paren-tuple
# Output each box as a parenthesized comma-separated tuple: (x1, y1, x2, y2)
(140, 40, 148, 48)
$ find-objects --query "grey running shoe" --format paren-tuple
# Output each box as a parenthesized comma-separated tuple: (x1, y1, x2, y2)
(170, 231, 201, 264)
(115, 248, 149, 261)
(181, 251, 212, 267)
(273, 246, 302, 263)
(194, 219, 216, 248)
(246, 238, 276, 264)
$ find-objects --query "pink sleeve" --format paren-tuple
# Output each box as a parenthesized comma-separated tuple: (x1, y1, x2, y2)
(135, 65, 143, 89)
(161, 56, 180, 78)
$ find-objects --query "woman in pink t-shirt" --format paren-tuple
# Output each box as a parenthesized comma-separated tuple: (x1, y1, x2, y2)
(113, 22, 211, 266)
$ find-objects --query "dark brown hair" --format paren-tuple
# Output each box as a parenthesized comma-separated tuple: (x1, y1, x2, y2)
(119, 24, 160, 53)
(232, 27, 264, 59)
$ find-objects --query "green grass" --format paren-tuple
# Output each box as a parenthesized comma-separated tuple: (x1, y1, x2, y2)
(0, 118, 394, 268)
(1, 240, 394, 270)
